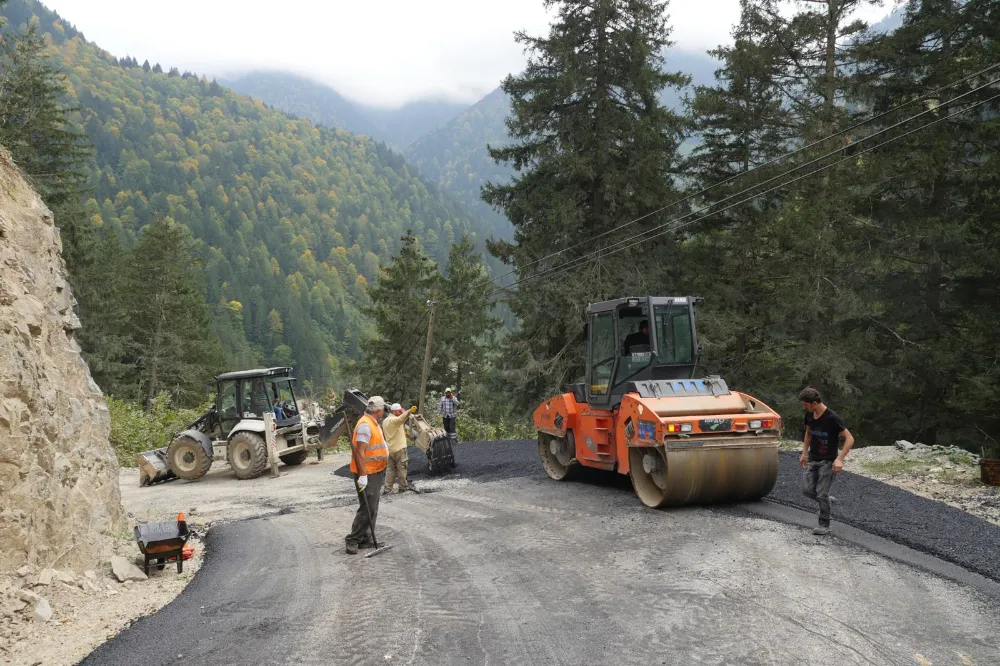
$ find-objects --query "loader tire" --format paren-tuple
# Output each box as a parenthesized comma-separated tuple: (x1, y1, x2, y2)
(279, 449, 309, 466)
(228, 431, 268, 480)
(166, 435, 213, 481)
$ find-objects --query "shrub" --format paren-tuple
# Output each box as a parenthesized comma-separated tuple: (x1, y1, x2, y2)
(108, 393, 211, 466)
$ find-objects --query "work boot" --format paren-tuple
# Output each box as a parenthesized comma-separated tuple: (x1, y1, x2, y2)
(358, 541, 376, 550)
(812, 526, 830, 536)
(345, 542, 359, 555)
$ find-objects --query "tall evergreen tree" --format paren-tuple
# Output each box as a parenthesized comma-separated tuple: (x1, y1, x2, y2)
(483, 0, 689, 404)
(358, 232, 440, 403)
(699, 0, 876, 413)
(435, 234, 502, 394)
(849, 0, 1000, 444)
(126, 217, 223, 406)
(0, 24, 88, 206)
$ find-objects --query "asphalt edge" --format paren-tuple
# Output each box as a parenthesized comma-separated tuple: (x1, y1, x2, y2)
(736, 499, 1000, 601)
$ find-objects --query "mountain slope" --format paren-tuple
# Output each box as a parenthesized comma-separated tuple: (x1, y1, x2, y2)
(221, 70, 385, 140)
(404, 49, 720, 234)
(2, 0, 491, 387)
(224, 71, 466, 149)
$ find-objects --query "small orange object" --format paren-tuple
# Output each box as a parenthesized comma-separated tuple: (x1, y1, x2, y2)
(177, 512, 185, 522)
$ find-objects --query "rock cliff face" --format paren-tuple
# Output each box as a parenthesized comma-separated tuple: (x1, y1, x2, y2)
(0, 149, 124, 572)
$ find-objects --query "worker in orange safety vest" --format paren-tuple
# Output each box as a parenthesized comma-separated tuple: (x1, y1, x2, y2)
(345, 395, 390, 554)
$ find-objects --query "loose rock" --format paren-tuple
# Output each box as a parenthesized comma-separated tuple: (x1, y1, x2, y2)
(110, 555, 148, 583)
(17, 589, 40, 604)
(894, 440, 915, 451)
(32, 598, 52, 623)
(52, 569, 76, 584)
(34, 569, 53, 586)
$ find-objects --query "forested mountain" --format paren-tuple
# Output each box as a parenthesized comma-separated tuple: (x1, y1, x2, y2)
(404, 49, 718, 235)
(223, 71, 467, 149)
(1, 0, 493, 391)
(404, 88, 514, 237)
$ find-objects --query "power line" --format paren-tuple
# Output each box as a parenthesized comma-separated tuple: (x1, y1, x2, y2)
(485, 89, 1000, 299)
(465, 61, 1000, 296)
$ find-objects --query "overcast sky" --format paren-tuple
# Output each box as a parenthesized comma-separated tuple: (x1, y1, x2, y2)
(44, 0, 891, 108)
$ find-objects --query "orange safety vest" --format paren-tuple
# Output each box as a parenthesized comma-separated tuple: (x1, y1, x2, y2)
(350, 413, 389, 475)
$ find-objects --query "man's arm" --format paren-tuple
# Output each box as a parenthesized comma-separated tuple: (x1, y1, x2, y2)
(800, 429, 811, 469)
(833, 428, 855, 473)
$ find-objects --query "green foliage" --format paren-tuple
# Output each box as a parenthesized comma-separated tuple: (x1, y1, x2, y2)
(483, 0, 690, 409)
(108, 393, 211, 466)
(0, 23, 88, 205)
(406, 88, 515, 235)
(358, 231, 440, 403)
(0, 0, 496, 392)
(358, 231, 501, 407)
(434, 234, 503, 393)
(126, 216, 224, 405)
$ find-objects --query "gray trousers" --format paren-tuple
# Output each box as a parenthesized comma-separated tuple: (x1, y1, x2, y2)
(347, 471, 384, 546)
(803, 461, 835, 527)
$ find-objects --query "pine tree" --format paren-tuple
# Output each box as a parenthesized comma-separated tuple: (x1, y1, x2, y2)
(849, 0, 1000, 444)
(434, 234, 502, 394)
(717, 0, 874, 410)
(684, 0, 796, 396)
(358, 231, 440, 404)
(126, 217, 224, 406)
(0, 24, 89, 206)
(482, 0, 689, 404)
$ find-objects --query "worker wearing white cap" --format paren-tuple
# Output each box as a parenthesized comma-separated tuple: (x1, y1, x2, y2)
(437, 388, 459, 436)
(382, 402, 417, 494)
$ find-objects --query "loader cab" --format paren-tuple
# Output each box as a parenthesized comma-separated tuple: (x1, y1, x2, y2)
(583, 296, 701, 408)
(215, 367, 302, 434)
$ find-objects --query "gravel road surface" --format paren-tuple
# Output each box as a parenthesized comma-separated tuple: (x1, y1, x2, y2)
(85, 441, 1000, 666)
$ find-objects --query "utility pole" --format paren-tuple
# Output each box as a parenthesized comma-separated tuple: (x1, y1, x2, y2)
(417, 299, 437, 415)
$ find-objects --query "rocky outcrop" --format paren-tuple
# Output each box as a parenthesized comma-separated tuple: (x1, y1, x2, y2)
(0, 149, 124, 573)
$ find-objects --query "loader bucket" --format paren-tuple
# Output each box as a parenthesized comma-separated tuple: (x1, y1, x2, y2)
(135, 448, 177, 487)
(628, 439, 778, 508)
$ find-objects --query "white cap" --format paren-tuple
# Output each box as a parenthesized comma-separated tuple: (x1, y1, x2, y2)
(367, 395, 386, 413)
(390, 403, 403, 412)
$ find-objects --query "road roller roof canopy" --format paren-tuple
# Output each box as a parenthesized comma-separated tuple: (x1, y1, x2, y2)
(582, 296, 704, 406)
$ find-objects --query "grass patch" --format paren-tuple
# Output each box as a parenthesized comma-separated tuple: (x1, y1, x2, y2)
(861, 458, 928, 476)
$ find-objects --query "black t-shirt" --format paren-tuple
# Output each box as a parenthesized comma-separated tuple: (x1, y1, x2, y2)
(804, 408, 847, 461)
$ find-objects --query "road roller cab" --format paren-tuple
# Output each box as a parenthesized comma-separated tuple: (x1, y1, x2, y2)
(533, 296, 782, 507)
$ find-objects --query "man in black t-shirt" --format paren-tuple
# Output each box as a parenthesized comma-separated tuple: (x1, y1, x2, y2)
(798, 387, 856, 535)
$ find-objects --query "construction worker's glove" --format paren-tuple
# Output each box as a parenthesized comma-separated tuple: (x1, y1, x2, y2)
(410, 406, 418, 414)
(357, 475, 368, 491)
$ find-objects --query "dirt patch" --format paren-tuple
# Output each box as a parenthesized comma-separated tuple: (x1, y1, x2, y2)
(1, 536, 203, 666)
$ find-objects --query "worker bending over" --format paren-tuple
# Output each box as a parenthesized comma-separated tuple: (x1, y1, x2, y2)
(383, 402, 416, 494)
(346, 395, 389, 554)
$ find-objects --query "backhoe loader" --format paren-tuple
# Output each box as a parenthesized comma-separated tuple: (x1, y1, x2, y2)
(534, 296, 781, 507)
